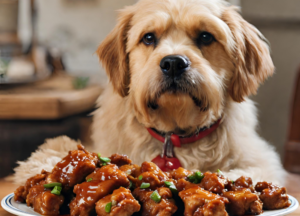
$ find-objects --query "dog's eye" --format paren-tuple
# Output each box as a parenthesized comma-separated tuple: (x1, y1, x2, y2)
(143, 33, 156, 45)
(198, 32, 214, 46)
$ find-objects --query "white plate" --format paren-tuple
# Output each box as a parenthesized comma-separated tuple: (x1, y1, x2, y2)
(1, 193, 299, 216)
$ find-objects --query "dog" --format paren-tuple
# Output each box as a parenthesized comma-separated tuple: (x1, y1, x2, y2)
(13, 0, 286, 185)
(91, 0, 285, 184)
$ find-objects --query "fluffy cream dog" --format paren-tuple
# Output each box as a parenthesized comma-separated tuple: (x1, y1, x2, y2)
(92, 0, 285, 184)
(13, 0, 286, 185)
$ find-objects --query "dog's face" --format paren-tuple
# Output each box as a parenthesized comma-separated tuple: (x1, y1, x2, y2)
(97, 0, 274, 136)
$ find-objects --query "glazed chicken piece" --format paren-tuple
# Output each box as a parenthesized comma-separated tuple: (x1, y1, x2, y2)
(120, 164, 142, 187)
(119, 164, 141, 177)
(95, 187, 140, 216)
(179, 186, 228, 216)
(133, 187, 177, 216)
(14, 170, 49, 202)
(176, 178, 199, 192)
(199, 172, 228, 194)
(46, 144, 98, 191)
(109, 154, 132, 167)
(136, 162, 170, 189)
(70, 164, 130, 216)
(226, 176, 255, 192)
(222, 188, 263, 215)
(255, 181, 291, 210)
(26, 184, 64, 215)
(170, 167, 193, 180)
(86, 164, 130, 183)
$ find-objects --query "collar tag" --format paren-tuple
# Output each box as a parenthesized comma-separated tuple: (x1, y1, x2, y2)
(162, 133, 174, 158)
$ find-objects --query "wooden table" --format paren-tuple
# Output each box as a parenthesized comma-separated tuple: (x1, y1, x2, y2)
(1, 174, 300, 216)
(0, 72, 102, 120)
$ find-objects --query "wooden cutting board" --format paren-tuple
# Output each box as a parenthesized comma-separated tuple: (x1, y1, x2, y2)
(0, 72, 102, 120)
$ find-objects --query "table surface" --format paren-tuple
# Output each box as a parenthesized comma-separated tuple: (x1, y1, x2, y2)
(0, 72, 102, 120)
(1, 174, 300, 216)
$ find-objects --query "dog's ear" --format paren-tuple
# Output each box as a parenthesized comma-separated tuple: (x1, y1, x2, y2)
(222, 7, 274, 102)
(97, 7, 133, 97)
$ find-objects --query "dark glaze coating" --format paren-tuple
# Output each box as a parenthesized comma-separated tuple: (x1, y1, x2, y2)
(85, 164, 129, 184)
(14, 148, 292, 216)
(26, 184, 64, 215)
(179, 186, 229, 216)
(109, 154, 132, 167)
(200, 172, 228, 194)
(222, 188, 263, 215)
(176, 178, 199, 192)
(14, 170, 49, 202)
(46, 145, 97, 191)
(255, 182, 291, 210)
(136, 162, 169, 189)
(70, 164, 130, 216)
(95, 187, 140, 216)
(233, 176, 255, 192)
(133, 187, 177, 216)
(169, 167, 193, 180)
(119, 164, 141, 178)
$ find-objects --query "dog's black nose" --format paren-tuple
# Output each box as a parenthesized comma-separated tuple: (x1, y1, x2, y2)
(160, 55, 190, 78)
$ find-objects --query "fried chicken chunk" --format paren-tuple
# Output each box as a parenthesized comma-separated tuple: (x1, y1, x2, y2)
(200, 172, 228, 194)
(70, 164, 130, 216)
(85, 164, 129, 183)
(136, 162, 170, 189)
(222, 188, 263, 215)
(109, 154, 132, 167)
(14, 170, 49, 202)
(46, 145, 98, 191)
(96, 187, 140, 216)
(255, 181, 291, 210)
(226, 176, 255, 192)
(133, 187, 177, 216)
(179, 186, 228, 216)
(176, 178, 199, 192)
(26, 184, 64, 215)
(170, 167, 193, 180)
(119, 164, 141, 177)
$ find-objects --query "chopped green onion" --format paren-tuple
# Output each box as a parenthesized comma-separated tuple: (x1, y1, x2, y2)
(87, 178, 93, 182)
(100, 157, 111, 163)
(105, 202, 112, 213)
(169, 185, 178, 194)
(164, 181, 178, 194)
(164, 181, 173, 187)
(188, 174, 196, 183)
(44, 182, 62, 188)
(51, 186, 62, 195)
(138, 175, 143, 181)
(231, 180, 235, 184)
(150, 190, 161, 203)
(217, 169, 224, 176)
(140, 182, 150, 189)
(102, 163, 107, 166)
(195, 171, 204, 182)
(188, 171, 204, 184)
(129, 181, 133, 189)
(98, 153, 101, 159)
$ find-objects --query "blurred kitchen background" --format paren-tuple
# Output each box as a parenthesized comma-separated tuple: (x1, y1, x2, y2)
(0, 0, 300, 177)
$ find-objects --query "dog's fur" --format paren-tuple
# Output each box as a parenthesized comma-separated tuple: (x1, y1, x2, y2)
(13, 0, 286, 185)
(92, 0, 285, 184)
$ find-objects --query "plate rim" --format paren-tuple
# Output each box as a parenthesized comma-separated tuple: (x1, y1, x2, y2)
(1, 192, 299, 216)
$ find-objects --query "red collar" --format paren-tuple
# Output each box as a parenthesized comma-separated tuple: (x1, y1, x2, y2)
(147, 118, 222, 171)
